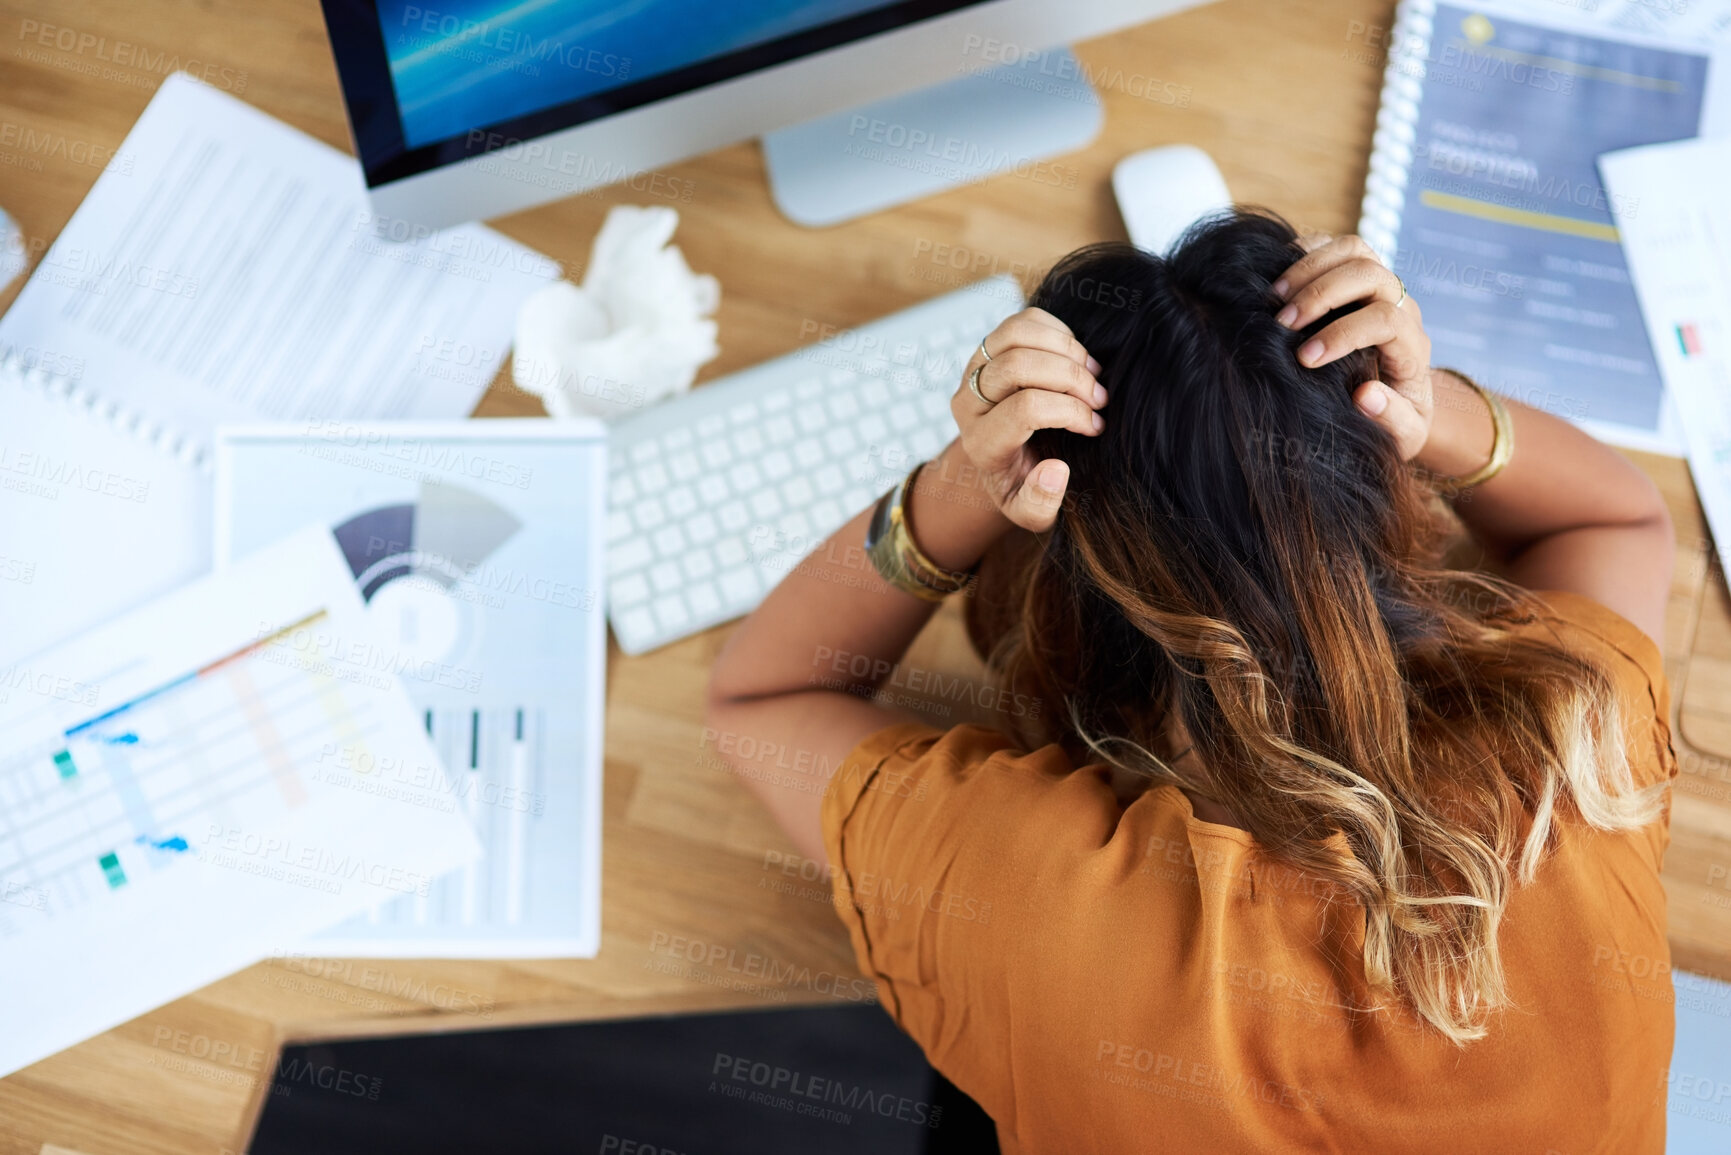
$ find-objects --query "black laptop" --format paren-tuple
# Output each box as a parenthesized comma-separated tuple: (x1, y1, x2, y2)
(250, 1003, 1000, 1154)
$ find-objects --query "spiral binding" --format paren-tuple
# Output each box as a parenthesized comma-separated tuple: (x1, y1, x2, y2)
(0, 345, 208, 471)
(1357, 0, 1437, 266)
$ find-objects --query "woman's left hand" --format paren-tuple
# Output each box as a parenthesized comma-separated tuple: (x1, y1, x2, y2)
(1272, 234, 1434, 461)
(952, 307, 1107, 532)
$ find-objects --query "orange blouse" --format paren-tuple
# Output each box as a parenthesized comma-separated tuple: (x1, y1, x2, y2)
(821, 591, 1679, 1154)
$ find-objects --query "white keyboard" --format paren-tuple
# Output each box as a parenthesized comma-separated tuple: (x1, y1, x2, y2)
(606, 275, 1024, 654)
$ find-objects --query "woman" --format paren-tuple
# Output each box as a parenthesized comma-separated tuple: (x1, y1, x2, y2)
(705, 211, 1678, 1152)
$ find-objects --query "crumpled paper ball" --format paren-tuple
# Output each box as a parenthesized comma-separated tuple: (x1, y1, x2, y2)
(512, 204, 720, 421)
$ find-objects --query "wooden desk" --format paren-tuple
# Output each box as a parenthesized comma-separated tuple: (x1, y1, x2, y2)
(1, 1, 1727, 1151)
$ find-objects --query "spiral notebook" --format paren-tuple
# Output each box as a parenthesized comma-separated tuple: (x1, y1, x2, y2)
(1356, 0, 1731, 453)
(0, 73, 557, 664)
(0, 354, 211, 665)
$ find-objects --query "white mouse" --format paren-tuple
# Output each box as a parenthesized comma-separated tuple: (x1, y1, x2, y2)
(1112, 145, 1233, 255)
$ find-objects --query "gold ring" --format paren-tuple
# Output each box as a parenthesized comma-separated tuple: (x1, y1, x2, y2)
(968, 361, 995, 407)
(1393, 276, 1408, 310)
(978, 338, 993, 362)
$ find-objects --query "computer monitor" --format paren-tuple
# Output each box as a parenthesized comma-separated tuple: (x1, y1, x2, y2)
(319, 0, 1207, 229)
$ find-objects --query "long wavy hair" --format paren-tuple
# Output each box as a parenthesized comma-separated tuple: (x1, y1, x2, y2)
(980, 210, 1667, 1044)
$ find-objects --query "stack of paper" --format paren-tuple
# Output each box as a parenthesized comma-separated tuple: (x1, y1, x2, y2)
(0, 72, 558, 663)
(0, 71, 596, 1076)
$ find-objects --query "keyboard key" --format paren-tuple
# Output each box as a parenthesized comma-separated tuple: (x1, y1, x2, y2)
(796, 406, 826, 434)
(617, 607, 657, 648)
(648, 560, 682, 593)
(606, 510, 632, 543)
(608, 537, 653, 576)
(652, 594, 691, 632)
(761, 449, 793, 480)
(669, 451, 701, 481)
(733, 426, 765, 456)
(793, 440, 825, 468)
(842, 486, 873, 512)
(779, 510, 812, 543)
(890, 404, 918, 430)
(653, 524, 687, 557)
(780, 476, 814, 507)
(814, 464, 845, 494)
(827, 393, 861, 421)
(728, 462, 763, 492)
(910, 429, 941, 458)
(683, 549, 715, 579)
(719, 502, 750, 532)
(918, 390, 948, 417)
(729, 401, 761, 425)
(697, 475, 730, 505)
(764, 415, 797, 443)
(762, 389, 792, 412)
(795, 377, 825, 399)
(687, 581, 722, 619)
(823, 426, 857, 456)
(636, 462, 670, 492)
(719, 567, 760, 605)
(666, 485, 698, 518)
(861, 378, 890, 407)
(686, 510, 719, 543)
(701, 441, 733, 469)
(696, 414, 727, 438)
(630, 441, 660, 464)
(857, 413, 889, 444)
(749, 489, 783, 519)
(612, 474, 638, 505)
(610, 573, 649, 607)
(663, 426, 694, 450)
(633, 497, 667, 529)
(716, 536, 749, 567)
(824, 369, 857, 389)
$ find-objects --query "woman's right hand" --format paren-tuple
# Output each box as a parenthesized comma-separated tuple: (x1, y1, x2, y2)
(951, 307, 1107, 532)
(1270, 234, 1434, 461)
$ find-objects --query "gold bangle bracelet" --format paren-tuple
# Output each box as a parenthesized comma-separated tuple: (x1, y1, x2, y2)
(864, 462, 974, 600)
(1434, 368, 1514, 493)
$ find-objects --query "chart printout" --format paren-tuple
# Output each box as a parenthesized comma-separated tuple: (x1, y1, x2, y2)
(216, 421, 607, 957)
(0, 525, 481, 1077)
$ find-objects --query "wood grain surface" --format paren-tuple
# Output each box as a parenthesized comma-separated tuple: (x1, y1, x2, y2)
(0, 1, 1726, 1152)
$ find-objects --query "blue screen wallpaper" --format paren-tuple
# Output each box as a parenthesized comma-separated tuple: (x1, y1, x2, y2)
(378, 0, 902, 148)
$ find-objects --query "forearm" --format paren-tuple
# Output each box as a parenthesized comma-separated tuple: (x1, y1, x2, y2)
(1416, 369, 1669, 555)
(1415, 368, 1672, 641)
(706, 439, 1013, 706)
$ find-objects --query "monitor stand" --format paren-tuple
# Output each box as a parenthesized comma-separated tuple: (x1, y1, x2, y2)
(762, 47, 1102, 227)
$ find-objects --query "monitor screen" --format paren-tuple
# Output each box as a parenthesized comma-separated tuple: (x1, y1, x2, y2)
(380, 2, 905, 149)
(324, 0, 990, 188)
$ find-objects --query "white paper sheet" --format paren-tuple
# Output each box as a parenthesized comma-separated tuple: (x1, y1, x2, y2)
(0, 525, 481, 1077)
(1508, 0, 1731, 45)
(1600, 135, 1731, 577)
(0, 72, 558, 459)
(216, 421, 608, 958)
